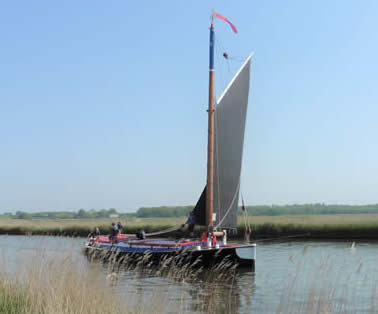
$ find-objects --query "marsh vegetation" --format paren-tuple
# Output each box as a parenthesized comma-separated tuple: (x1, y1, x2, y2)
(1, 214, 378, 239)
(1, 236, 377, 313)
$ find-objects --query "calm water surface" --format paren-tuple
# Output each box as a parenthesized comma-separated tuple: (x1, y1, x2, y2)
(1, 235, 377, 313)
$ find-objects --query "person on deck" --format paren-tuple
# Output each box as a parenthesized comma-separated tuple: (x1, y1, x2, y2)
(88, 227, 100, 238)
(181, 211, 196, 234)
(117, 221, 123, 234)
(136, 229, 146, 240)
(109, 222, 118, 242)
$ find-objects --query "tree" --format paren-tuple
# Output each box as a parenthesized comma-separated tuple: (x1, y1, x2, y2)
(108, 208, 117, 215)
(15, 211, 32, 219)
(77, 209, 86, 218)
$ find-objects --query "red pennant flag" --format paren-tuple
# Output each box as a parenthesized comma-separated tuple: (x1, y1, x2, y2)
(213, 12, 238, 34)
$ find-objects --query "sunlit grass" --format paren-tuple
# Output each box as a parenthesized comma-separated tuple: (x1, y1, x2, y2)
(1, 214, 378, 238)
(0, 217, 180, 237)
(0, 244, 240, 314)
(0, 253, 122, 314)
(2, 239, 378, 313)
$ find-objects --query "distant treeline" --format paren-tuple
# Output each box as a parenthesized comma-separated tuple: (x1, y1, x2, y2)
(243, 203, 378, 216)
(135, 204, 378, 217)
(2, 203, 378, 219)
(1, 208, 132, 220)
(136, 206, 193, 218)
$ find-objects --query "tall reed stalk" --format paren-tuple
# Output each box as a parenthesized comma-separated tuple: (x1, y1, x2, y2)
(0, 246, 241, 314)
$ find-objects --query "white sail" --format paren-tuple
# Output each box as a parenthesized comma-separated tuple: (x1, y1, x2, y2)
(192, 55, 252, 228)
(213, 55, 252, 228)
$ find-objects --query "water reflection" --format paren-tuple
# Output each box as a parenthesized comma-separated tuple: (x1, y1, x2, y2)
(173, 270, 255, 313)
(86, 250, 256, 313)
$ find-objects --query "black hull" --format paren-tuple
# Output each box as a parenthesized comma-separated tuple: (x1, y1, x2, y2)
(84, 245, 255, 271)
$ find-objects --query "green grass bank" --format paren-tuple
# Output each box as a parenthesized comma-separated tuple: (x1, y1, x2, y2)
(0, 214, 378, 239)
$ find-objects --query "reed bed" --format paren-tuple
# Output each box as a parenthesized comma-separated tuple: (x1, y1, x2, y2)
(0, 244, 241, 314)
(2, 241, 378, 313)
(0, 255, 122, 314)
(276, 252, 378, 313)
(1, 214, 378, 239)
(4, 229, 378, 312)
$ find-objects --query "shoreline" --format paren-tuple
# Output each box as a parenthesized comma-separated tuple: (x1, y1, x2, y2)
(1, 225, 378, 240)
(1, 214, 378, 240)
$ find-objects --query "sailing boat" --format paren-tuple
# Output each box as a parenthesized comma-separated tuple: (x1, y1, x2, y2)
(84, 12, 257, 270)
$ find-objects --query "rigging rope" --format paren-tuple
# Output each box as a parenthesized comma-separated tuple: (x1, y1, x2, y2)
(145, 226, 181, 237)
(254, 233, 311, 243)
(215, 37, 231, 95)
(241, 191, 252, 241)
(241, 192, 249, 233)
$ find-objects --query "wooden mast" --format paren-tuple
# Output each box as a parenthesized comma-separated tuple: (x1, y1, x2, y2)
(206, 14, 215, 228)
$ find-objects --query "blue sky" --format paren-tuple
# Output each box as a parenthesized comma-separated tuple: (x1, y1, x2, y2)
(1, 1, 378, 212)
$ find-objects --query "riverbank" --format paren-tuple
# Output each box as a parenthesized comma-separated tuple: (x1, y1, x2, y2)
(0, 214, 378, 240)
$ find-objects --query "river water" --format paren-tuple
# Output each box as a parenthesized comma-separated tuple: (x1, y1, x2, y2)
(1, 235, 377, 313)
